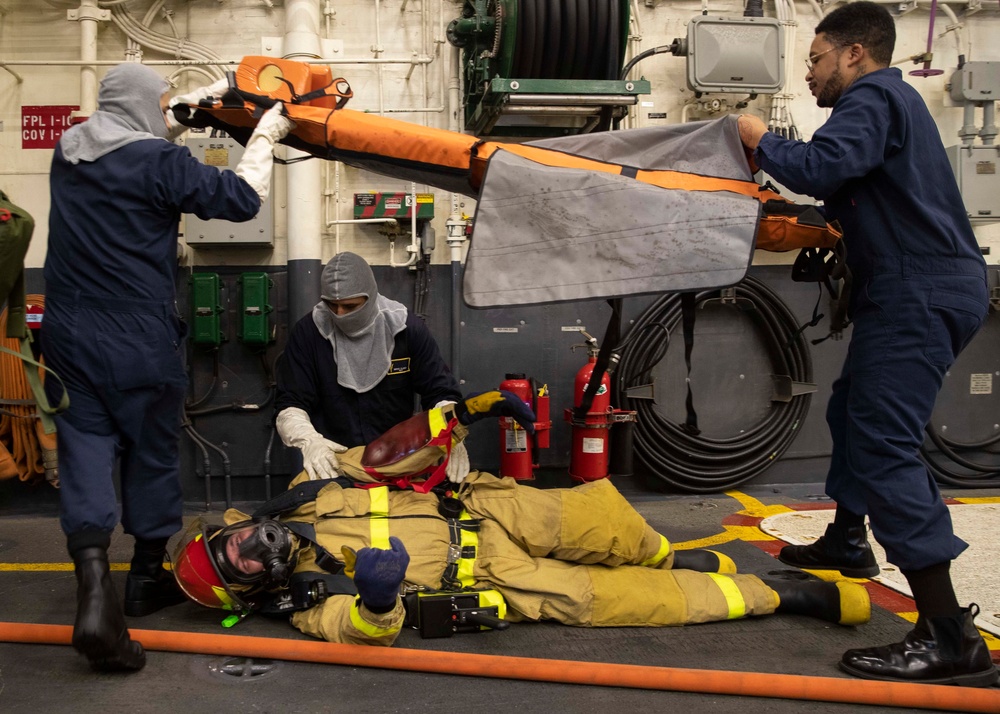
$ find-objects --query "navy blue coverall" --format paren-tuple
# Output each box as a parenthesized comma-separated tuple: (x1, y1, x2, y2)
(755, 67, 988, 571)
(43, 140, 260, 542)
(274, 311, 461, 448)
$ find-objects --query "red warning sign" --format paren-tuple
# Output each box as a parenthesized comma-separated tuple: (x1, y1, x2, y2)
(22, 105, 79, 149)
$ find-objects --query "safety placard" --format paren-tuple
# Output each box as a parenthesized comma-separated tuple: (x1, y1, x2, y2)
(970, 373, 993, 395)
(505, 429, 527, 453)
(353, 192, 434, 220)
(22, 105, 79, 149)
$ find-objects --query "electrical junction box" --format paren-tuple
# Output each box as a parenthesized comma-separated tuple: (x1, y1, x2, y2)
(948, 62, 1000, 103)
(238, 272, 274, 346)
(354, 192, 434, 220)
(189, 272, 224, 346)
(184, 137, 274, 246)
(686, 16, 784, 95)
(947, 144, 1000, 225)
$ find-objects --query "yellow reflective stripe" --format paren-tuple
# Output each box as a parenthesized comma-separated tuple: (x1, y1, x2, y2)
(349, 599, 400, 638)
(428, 407, 447, 436)
(369, 486, 390, 549)
(707, 573, 747, 620)
(212, 585, 237, 610)
(640, 534, 672, 567)
(457, 509, 478, 588)
(478, 589, 506, 621)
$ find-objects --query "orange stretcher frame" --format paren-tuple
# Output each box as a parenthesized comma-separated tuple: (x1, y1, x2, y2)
(176, 56, 841, 253)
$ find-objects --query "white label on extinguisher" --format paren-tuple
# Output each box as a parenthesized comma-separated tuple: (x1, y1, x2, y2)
(505, 429, 528, 453)
(582, 437, 605, 454)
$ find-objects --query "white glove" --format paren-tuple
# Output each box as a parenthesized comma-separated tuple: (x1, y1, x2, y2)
(165, 77, 231, 135)
(446, 440, 471, 484)
(433, 400, 470, 483)
(234, 102, 295, 202)
(276, 407, 347, 481)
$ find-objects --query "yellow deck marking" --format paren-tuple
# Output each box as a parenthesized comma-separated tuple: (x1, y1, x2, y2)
(725, 490, 796, 519)
(674, 524, 778, 550)
(0, 563, 129, 571)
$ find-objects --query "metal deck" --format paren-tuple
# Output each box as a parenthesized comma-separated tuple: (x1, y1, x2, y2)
(1, 476, 998, 713)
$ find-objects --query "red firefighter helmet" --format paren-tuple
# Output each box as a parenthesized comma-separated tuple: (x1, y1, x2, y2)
(171, 518, 295, 612)
(171, 521, 251, 611)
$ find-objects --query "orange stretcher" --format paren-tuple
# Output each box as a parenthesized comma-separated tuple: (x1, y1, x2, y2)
(175, 56, 841, 307)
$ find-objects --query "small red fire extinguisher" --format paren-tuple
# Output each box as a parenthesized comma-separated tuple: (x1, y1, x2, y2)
(564, 332, 636, 482)
(498, 374, 550, 480)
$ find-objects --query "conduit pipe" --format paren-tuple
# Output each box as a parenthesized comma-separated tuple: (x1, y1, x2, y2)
(868, 0, 965, 58)
(1, 623, 998, 713)
(446, 42, 466, 383)
(75, 0, 101, 117)
(284, 0, 324, 325)
(387, 182, 420, 269)
(0, 58, 434, 68)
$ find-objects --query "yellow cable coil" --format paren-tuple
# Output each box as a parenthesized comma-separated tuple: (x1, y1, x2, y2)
(0, 294, 58, 487)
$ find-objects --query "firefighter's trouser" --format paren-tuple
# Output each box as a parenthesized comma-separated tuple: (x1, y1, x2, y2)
(459, 473, 777, 626)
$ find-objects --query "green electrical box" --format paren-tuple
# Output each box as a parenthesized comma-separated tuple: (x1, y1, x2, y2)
(238, 272, 273, 346)
(189, 272, 223, 346)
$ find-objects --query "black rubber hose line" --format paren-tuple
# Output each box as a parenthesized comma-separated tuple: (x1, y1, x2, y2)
(615, 277, 813, 494)
(921, 427, 1000, 488)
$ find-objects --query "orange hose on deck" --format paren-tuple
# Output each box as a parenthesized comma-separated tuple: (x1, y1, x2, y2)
(1, 622, 998, 713)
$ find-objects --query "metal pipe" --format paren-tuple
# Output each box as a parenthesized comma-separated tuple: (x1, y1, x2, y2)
(284, 0, 324, 325)
(0, 64, 23, 83)
(960, 102, 978, 145)
(166, 65, 217, 86)
(374, 0, 385, 116)
(501, 106, 625, 115)
(0, 57, 433, 67)
(327, 218, 400, 226)
(981, 101, 997, 146)
(389, 183, 420, 269)
(379, 105, 446, 113)
(446, 42, 465, 382)
(505, 94, 639, 106)
(446, 212, 467, 385)
(78, 0, 100, 116)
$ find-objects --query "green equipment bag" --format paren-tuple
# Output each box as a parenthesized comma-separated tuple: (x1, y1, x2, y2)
(0, 189, 33, 340)
(0, 190, 68, 432)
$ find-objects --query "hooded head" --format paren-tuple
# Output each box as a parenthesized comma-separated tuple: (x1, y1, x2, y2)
(59, 63, 170, 164)
(97, 63, 171, 139)
(320, 252, 381, 337)
(311, 252, 408, 393)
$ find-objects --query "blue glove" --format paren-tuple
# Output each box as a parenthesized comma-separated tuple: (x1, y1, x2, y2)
(457, 390, 536, 434)
(346, 536, 409, 611)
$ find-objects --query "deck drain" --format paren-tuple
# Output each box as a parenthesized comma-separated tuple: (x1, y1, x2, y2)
(206, 656, 281, 682)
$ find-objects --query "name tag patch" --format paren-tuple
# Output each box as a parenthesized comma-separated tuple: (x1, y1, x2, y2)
(388, 358, 411, 375)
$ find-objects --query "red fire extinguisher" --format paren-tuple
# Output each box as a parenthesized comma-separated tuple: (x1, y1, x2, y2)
(565, 333, 613, 482)
(498, 373, 550, 480)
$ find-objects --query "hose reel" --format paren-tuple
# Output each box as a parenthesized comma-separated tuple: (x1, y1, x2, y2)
(447, 0, 649, 136)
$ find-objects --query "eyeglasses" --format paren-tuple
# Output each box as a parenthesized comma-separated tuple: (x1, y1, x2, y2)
(805, 45, 848, 72)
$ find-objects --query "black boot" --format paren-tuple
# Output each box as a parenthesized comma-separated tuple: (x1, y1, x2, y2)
(672, 549, 736, 574)
(840, 604, 999, 686)
(778, 520, 879, 579)
(124, 538, 186, 617)
(765, 578, 870, 626)
(71, 546, 146, 672)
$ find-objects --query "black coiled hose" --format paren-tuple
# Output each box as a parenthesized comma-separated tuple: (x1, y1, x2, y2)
(921, 427, 1000, 488)
(615, 276, 813, 493)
